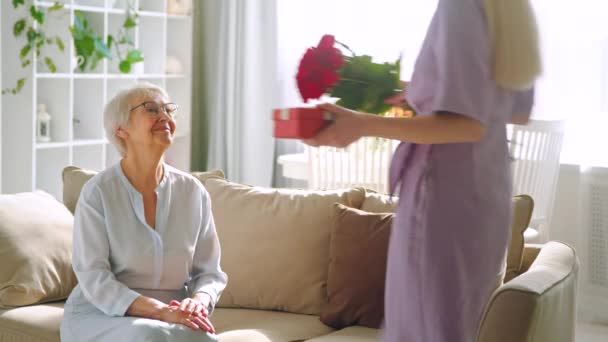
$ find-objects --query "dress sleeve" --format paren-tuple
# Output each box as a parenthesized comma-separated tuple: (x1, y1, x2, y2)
(429, 0, 502, 125)
(72, 184, 141, 316)
(187, 187, 228, 313)
(512, 87, 535, 120)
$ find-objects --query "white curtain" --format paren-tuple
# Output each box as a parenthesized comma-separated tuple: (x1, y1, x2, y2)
(201, 0, 278, 186)
(531, 0, 608, 166)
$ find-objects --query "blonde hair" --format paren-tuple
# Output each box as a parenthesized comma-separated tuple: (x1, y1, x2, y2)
(103, 82, 169, 156)
(484, 0, 542, 90)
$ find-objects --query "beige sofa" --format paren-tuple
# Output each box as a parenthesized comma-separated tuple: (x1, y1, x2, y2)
(0, 167, 579, 342)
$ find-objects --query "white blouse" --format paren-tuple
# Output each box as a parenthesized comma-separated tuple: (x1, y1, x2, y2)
(64, 162, 228, 317)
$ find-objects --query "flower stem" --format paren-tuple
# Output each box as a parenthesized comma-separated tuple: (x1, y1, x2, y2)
(340, 77, 370, 86)
(335, 40, 356, 57)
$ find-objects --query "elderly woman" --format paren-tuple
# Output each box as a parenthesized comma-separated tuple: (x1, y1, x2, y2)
(60, 83, 227, 342)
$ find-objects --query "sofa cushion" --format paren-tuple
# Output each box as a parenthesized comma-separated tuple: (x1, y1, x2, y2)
(0, 302, 64, 342)
(213, 308, 334, 342)
(306, 326, 379, 342)
(505, 195, 535, 282)
(205, 179, 366, 315)
(360, 191, 397, 213)
(62, 166, 225, 214)
(320, 204, 392, 329)
(0, 191, 77, 309)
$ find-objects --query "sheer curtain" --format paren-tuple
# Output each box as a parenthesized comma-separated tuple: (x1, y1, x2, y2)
(192, 0, 278, 186)
(531, 0, 607, 166)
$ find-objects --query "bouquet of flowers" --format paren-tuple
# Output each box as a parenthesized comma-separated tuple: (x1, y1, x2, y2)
(273, 34, 410, 139)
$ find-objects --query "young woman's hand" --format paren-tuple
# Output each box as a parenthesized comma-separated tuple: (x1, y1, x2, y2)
(384, 81, 409, 107)
(303, 103, 365, 148)
(160, 304, 215, 333)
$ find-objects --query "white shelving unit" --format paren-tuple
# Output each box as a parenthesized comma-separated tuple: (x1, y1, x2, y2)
(1, 0, 193, 199)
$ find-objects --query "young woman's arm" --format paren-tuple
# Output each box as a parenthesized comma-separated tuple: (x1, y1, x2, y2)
(305, 103, 485, 148)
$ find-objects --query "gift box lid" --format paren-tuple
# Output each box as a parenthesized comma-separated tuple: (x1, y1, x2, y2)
(272, 108, 333, 121)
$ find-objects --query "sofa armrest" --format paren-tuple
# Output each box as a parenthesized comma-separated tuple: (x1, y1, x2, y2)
(520, 243, 543, 273)
(478, 241, 579, 342)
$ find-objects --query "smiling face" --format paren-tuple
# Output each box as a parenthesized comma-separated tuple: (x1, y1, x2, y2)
(117, 91, 177, 155)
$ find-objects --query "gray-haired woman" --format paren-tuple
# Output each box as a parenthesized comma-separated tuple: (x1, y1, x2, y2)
(60, 82, 227, 342)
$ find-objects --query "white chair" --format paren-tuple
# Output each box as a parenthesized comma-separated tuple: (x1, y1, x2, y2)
(306, 137, 400, 193)
(507, 119, 566, 242)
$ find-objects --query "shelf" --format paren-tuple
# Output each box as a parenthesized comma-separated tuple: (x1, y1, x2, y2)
(72, 4, 107, 13)
(36, 73, 73, 79)
(167, 14, 191, 20)
(2, 0, 193, 194)
(72, 139, 107, 146)
(138, 10, 165, 17)
(36, 141, 72, 149)
(36, 139, 106, 150)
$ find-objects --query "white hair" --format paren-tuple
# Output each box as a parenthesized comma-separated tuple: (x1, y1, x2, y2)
(484, 0, 542, 90)
(103, 82, 169, 156)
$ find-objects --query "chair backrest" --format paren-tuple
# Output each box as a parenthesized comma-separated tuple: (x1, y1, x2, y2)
(306, 137, 400, 193)
(507, 120, 566, 235)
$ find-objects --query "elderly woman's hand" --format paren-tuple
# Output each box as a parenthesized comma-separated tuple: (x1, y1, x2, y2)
(169, 298, 208, 317)
(160, 304, 215, 333)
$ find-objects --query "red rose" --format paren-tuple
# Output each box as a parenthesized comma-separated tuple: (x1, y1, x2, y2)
(296, 35, 344, 102)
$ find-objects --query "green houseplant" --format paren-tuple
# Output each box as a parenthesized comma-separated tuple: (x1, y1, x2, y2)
(2, 0, 65, 95)
(71, 2, 144, 74)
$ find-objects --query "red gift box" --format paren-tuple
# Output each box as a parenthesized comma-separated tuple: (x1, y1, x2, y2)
(273, 107, 333, 139)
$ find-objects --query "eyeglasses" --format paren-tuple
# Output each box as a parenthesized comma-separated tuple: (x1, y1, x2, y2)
(130, 101, 179, 118)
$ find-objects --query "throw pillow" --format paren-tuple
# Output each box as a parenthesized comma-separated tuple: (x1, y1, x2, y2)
(204, 179, 366, 315)
(0, 191, 77, 308)
(320, 203, 393, 329)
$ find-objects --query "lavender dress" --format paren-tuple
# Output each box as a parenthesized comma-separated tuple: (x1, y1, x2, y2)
(384, 0, 534, 341)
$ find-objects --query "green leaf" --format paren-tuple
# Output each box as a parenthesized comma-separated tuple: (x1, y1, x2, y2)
(21, 59, 31, 68)
(30, 6, 45, 24)
(91, 52, 105, 70)
(19, 44, 32, 59)
(13, 19, 26, 36)
(49, 2, 64, 11)
(19, 44, 31, 59)
(55, 36, 65, 52)
(16, 78, 26, 92)
(12, 0, 24, 9)
(94, 38, 112, 58)
(73, 11, 85, 33)
(126, 49, 144, 63)
(44, 57, 57, 73)
(123, 16, 137, 29)
(26, 28, 38, 43)
(106, 35, 114, 48)
(119, 60, 131, 73)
